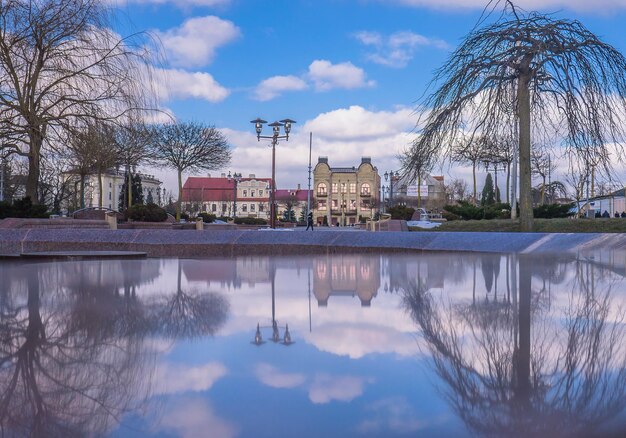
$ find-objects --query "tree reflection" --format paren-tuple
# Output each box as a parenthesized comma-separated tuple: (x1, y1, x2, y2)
(0, 263, 152, 437)
(0, 259, 231, 436)
(148, 260, 230, 339)
(404, 254, 626, 437)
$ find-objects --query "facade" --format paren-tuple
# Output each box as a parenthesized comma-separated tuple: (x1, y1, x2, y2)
(313, 157, 381, 226)
(67, 169, 162, 211)
(391, 174, 446, 209)
(181, 174, 272, 219)
(274, 185, 313, 222)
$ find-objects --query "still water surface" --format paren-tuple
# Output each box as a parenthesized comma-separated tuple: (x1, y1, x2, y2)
(1, 253, 625, 437)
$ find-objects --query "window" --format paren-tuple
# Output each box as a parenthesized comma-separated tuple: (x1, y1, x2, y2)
(259, 204, 264, 212)
(259, 190, 263, 196)
(361, 183, 371, 195)
(109, 182, 112, 188)
(317, 183, 327, 196)
(349, 199, 356, 210)
(243, 190, 248, 197)
(251, 190, 255, 197)
(350, 183, 356, 194)
(318, 200, 327, 211)
(222, 203, 227, 212)
(242, 204, 247, 212)
(212, 204, 217, 212)
(331, 183, 338, 194)
(251, 204, 256, 212)
(108, 192, 111, 200)
(340, 183, 347, 193)
(332, 199, 338, 209)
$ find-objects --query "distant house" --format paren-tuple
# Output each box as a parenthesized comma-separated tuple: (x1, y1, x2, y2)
(181, 173, 272, 219)
(392, 174, 446, 209)
(274, 185, 313, 222)
(575, 187, 626, 217)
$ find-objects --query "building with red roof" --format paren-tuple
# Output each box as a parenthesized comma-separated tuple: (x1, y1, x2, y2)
(181, 173, 272, 219)
(274, 185, 313, 222)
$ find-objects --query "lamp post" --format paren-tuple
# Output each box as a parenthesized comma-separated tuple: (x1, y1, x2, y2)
(227, 171, 241, 219)
(384, 170, 399, 209)
(251, 117, 296, 229)
(252, 261, 294, 346)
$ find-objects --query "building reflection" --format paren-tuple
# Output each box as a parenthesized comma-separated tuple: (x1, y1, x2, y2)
(403, 253, 626, 437)
(313, 254, 380, 307)
(0, 259, 230, 437)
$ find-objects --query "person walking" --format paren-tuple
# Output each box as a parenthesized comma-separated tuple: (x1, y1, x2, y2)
(306, 211, 314, 231)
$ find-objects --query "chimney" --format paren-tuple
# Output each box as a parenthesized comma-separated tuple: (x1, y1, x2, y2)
(361, 157, 371, 164)
(249, 174, 255, 178)
(318, 156, 328, 164)
(221, 173, 226, 178)
(297, 184, 301, 190)
(207, 173, 211, 178)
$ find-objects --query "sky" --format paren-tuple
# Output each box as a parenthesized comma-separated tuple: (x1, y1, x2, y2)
(110, 0, 626, 197)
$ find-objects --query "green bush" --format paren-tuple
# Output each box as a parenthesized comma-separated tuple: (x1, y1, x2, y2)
(197, 212, 217, 223)
(444, 201, 510, 220)
(387, 205, 416, 220)
(127, 203, 168, 222)
(0, 197, 49, 219)
(533, 203, 575, 219)
(234, 217, 268, 225)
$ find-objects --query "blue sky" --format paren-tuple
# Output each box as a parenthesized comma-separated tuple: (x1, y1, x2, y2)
(111, 0, 626, 195)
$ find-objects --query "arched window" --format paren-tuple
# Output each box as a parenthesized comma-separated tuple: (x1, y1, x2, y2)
(361, 183, 371, 196)
(317, 182, 327, 196)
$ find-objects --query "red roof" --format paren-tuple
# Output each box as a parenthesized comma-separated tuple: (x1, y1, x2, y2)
(182, 176, 274, 202)
(275, 189, 313, 202)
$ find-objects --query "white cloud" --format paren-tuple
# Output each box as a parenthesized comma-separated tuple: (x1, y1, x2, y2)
(254, 363, 307, 388)
(354, 31, 448, 68)
(307, 60, 375, 91)
(303, 105, 414, 141)
(308, 374, 370, 404)
(155, 68, 230, 102)
(253, 75, 308, 101)
(158, 397, 237, 438)
(154, 16, 240, 68)
(388, 0, 626, 12)
(357, 397, 429, 434)
(153, 362, 228, 395)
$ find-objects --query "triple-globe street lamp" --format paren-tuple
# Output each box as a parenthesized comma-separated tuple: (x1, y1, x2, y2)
(250, 118, 296, 229)
(383, 170, 399, 211)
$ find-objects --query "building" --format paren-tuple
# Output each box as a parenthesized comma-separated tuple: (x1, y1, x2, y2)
(274, 185, 313, 222)
(66, 169, 162, 211)
(181, 174, 272, 219)
(313, 157, 381, 226)
(313, 254, 380, 307)
(391, 174, 446, 209)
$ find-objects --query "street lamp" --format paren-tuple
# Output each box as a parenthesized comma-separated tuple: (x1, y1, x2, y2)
(384, 170, 399, 208)
(251, 117, 296, 229)
(227, 171, 241, 219)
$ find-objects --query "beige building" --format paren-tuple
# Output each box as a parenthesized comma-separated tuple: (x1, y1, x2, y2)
(313, 157, 381, 226)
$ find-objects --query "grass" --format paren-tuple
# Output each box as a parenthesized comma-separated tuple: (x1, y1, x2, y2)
(409, 218, 626, 233)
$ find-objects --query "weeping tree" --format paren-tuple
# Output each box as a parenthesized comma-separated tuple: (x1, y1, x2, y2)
(408, 0, 626, 231)
(0, 0, 157, 204)
(151, 121, 231, 221)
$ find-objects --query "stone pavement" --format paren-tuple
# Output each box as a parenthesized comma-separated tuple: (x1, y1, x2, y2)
(1, 228, 624, 258)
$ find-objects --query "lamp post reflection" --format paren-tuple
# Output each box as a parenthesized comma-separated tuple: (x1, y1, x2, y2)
(252, 260, 294, 346)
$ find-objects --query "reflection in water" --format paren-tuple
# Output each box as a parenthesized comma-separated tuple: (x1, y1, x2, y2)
(0, 260, 229, 437)
(404, 254, 626, 437)
(314, 254, 380, 307)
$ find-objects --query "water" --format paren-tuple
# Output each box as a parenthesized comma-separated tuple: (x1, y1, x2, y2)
(1, 253, 625, 437)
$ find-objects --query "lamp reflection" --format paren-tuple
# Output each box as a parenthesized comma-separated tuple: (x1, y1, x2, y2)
(252, 259, 294, 346)
(403, 253, 626, 437)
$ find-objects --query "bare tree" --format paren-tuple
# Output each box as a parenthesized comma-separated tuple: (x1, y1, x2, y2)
(444, 178, 469, 203)
(0, 0, 157, 203)
(151, 121, 231, 220)
(450, 136, 487, 203)
(408, 0, 626, 231)
(531, 147, 556, 205)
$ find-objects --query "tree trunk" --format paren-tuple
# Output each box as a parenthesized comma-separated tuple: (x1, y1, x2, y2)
(80, 175, 85, 209)
(98, 171, 103, 207)
(516, 255, 531, 406)
(417, 174, 422, 208)
(177, 168, 183, 221)
(25, 132, 43, 203)
(506, 161, 511, 206)
(127, 167, 132, 209)
(472, 162, 477, 204)
(518, 71, 533, 232)
(541, 176, 546, 205)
